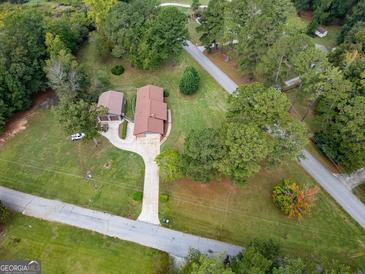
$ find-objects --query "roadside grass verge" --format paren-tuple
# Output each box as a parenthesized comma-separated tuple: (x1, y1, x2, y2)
(0, 213, 169, 273)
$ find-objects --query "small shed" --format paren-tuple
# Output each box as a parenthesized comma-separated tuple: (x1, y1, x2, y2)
(315, 27, 328, 38)
(97, 91, 124, 121)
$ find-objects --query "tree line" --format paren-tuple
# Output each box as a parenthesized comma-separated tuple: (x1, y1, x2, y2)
(178, 239, 360, 273)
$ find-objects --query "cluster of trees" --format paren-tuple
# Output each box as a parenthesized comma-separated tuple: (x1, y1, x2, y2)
(179, 240, 357, 273)
(198, 0, 300, 75)
(292, 0, 361, 34)
(0, 3, 103, 137)
(273, 179, 320, 219)
(86, 0, 189, 70)
(198, 0, 365, 173)
(157, 83, 308, 184)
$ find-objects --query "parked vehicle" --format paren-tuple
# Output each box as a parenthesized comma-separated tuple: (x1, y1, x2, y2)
(70, 133, 85, 141)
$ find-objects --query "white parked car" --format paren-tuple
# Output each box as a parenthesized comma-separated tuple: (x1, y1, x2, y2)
(70, 133, 85, 141)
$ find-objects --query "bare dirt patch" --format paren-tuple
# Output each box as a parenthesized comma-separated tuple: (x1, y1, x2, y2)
(204, 49, 255, 85)
(0, 89, 56, 146)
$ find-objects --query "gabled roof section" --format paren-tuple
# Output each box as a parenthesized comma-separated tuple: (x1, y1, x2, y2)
(134, 85, 167, 136)
(97, 91, 124, 115)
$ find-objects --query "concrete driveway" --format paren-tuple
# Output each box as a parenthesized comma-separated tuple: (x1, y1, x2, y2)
(101, 120, 161, 225)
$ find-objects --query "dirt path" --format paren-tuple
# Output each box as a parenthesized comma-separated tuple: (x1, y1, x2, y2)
(0, 90, 56, 146)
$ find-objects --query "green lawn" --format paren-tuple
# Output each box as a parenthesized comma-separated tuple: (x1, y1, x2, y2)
(78, 41, 228, 151)
(0, 214, 169, 274)
(0, 111, 145, 219)
(160, 162, 365, 268)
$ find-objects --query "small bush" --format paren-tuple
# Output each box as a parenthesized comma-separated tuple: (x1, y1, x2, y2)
(179, 66, 200, 95)
(120, 121, 128, 139)
(133, 191, 143, 201)
(111, 65, 125, 75)
(163, 90, 169, 97)
(159, 193, 169, 202)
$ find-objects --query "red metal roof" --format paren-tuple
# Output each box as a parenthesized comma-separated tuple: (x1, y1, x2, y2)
(133, 85, 167, 136)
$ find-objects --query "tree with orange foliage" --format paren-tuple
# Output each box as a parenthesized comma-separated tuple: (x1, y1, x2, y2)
(272, 179, 320, 219)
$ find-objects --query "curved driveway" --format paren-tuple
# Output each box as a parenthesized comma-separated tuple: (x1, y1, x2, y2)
(183, 40, 365, 229)
(101, 121, 161, 225)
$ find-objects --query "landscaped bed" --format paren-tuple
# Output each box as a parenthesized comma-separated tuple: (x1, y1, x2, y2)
(0, 213, 169, 273)
(0, 111, 145, 219)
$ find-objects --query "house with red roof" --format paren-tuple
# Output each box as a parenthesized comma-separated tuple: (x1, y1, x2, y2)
(133, 85, 167, 137)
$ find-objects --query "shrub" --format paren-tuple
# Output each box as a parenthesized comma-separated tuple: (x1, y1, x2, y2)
(111, 65, 125, 75)
(159, 193, 169, 202)
(133, 192, 143, 201)
(272, 179, 320, 219)
(156, 150, 184, 183)
(0, 201, 10, 225)
(163, 90, 169, 97)
(179, 66, 200, 95)
(120, 121, 128, 139)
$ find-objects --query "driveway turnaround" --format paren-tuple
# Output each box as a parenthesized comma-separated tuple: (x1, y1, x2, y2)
(0, 186, 243, 258)
(101, 121, 161, 225)
(184, 40, 365, 229)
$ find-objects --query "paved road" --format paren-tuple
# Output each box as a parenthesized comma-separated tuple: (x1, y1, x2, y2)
(0, 186, 243, 258)
(160, 3, 207, 8)
(184, 40, 365, 229)
(101, 121, 161, 225)
(183, 41, 238, 93)
(299, 151, 365, 228)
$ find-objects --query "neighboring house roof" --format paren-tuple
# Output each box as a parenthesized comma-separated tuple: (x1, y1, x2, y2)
(316, 27, 327, 34)
(97, 91, 124, 115)
(134, 85, 167, 136)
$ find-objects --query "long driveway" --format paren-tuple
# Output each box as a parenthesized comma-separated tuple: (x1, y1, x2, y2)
(101, 121, 161, 225)
(0, 186, 242, 258)
(184, 41, 365, 229)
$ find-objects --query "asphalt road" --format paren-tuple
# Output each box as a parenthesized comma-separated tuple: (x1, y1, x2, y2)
(184, 40, 365, 230)
(0, 186, 243, 258)
(183, 41, 238, 93)
(299, 150, 365, 229)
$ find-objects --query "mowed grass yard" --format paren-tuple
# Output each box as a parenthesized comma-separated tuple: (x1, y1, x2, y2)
(78, 41, 365, 267)
(0, 214, 169, 274)
(78, 41, 228, 151)
(0, 111, 145, 219)
(160, 163, 365, 267)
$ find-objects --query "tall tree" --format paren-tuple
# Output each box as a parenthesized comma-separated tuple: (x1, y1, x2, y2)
(256, 32, 313, 85)
(338, 0, 365, 43)
(45, 50, 89, 100)
(55, 98, 106, 138)
(83, 0, 117, 29)
(0, 10, 47, 122)
(235, 0, 295, 73)
(156, 149, 184, 183)
(133, 7, 188, 69)
(101, 0, 158, 58)
(182, 128, 225, 182)
(220, 84, 307, 183)
(197, 0, 226, 49)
